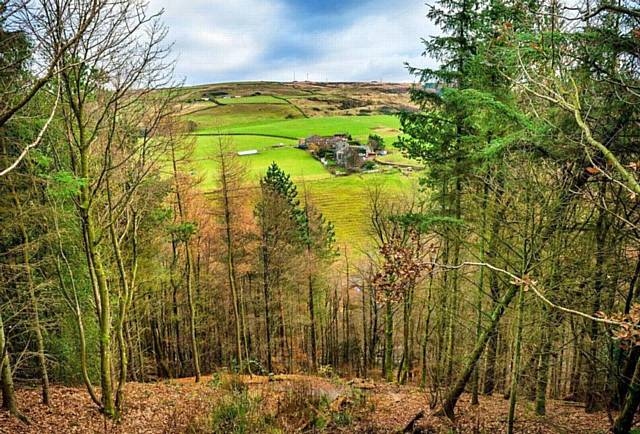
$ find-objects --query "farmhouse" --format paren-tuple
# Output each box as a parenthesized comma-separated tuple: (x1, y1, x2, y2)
(300, 134, 350, 154)
(300, 134, 375, 170)
(335, 144, 374, 168)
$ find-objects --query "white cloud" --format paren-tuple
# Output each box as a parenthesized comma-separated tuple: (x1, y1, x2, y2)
(266, 3, 437, 82)
(149, 0, 285, 81)
(148, 0, 438, 84)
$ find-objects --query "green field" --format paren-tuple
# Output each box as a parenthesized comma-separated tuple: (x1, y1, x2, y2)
(216, 95, 288, 105)
(199, 114, 401, 142)
(182, 82, 420, 247)
(186, 104, 302, 131)
(190, 135, 329, 188)
(306, 172, 418, 247)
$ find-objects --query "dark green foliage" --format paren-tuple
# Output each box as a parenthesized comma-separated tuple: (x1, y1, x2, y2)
(361, 160, 376, 171)
(261, 162, 302, 212)
(259, 161, 336, 255)
(168, 222, 198, 242)
(367, 133, 385, 151)
(208, 391, 272, 434)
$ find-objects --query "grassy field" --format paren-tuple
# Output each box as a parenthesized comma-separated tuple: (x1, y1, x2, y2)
(181, 82, 421, 247)
(190, 135, 329, 189)
(216, 95, 288, 105)
(186, 104, 302, 131)
(199, 115, 401, 141)
(306, 172, 418, 248)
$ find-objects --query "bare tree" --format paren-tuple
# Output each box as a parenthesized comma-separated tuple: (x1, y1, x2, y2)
(0, 1, 107, 175)
(55, 0, 175, 417)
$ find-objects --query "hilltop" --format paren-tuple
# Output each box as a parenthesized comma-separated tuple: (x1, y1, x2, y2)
(179, 81, 417, 118)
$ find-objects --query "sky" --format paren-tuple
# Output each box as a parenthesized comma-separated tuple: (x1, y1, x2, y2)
(148, 0, 438, 85)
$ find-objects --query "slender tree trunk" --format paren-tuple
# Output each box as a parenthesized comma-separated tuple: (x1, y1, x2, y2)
(445, 178, 462, 382)
(345, 254, 351, 367)
(79, 143, 115, 416)
(239, 275, 251, 374)
(262, 242, 273, 373)
(52, 211, 101, 407)
(439, 283, 519, 419)
(535, 309, 556, 415)
(106, 178, 135, 411)
(220, 151, 243, 370)
(472, 179, 489, 405)
(170, 143, 201, 382)
(361, 279, 368, 377)
(613, 356, 640, 434)
(277, 286, 288, 370)
(185, 243, 201, 381)
(369, 283, 379, 369)
(0, 312, 26, 422)
(17, 218, 50, 405)
(483, 175, 504, 395)
(586, 195, 608, 412)
(308, 268, 317, 371)
(170, 269, 182, 377)
(507, 286, 525, 434)
(421, 275, 434, 389)
(398, 287, 413, 384)
(383, 301, 394, 381)
(535, 244, 563, 415)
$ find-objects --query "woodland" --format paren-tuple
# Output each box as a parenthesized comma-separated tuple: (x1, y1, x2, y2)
(0, 0, 640, 433)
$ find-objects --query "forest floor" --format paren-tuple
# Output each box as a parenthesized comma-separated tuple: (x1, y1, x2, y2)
(0, 374, 613, 433)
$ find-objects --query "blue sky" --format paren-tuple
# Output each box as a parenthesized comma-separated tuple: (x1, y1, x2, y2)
(148, 0, 437, 85)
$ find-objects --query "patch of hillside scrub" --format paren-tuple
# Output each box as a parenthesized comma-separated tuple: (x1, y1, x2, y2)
(188, 375, 373, 433)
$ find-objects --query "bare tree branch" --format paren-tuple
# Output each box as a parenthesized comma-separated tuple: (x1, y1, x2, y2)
(0, 81, 60, 176)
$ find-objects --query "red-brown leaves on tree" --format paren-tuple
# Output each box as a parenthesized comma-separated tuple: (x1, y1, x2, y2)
(372, 230, 436, 304)
(597, 303, 640, 349)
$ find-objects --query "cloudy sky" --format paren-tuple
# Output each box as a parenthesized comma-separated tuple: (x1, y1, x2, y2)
(148, 0, 438, 85)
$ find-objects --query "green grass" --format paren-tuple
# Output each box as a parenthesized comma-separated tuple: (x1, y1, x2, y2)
(200, 115, 401, 142)
(189, 135, 328, 189)
(376, 151, 423, 167)
(186, 104, 302, 131)
(305, 171, 419, 246)
(217, 95, 288, 105)
(192, 135, 298, 154)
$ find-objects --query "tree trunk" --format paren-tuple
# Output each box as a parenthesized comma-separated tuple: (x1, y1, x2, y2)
(586, 193, 608, 412)
(185, 243, 201, 382)
(262, 241, 273, 373)
(612, 356, 640, 434)
(535, 310, 556, 415)
(220, 152, 243, 371)
(439, 283, 519, 419)
(17, 218, 50, 405)
(0, 312, 26, 422)
(398, 287, 414, 384)
(361, 279, 368, 377)
(507, 286, 525, 434)
(383, 301, 394, 381)
(483, 174, 504, 395)
(472, 179, 489, 404)
(308, 269, 317, 371)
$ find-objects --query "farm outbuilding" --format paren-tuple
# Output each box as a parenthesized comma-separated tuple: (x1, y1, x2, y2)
(237, 150, 258, 156)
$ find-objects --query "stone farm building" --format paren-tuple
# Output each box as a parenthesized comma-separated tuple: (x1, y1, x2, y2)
(299, 134, 375, 169)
